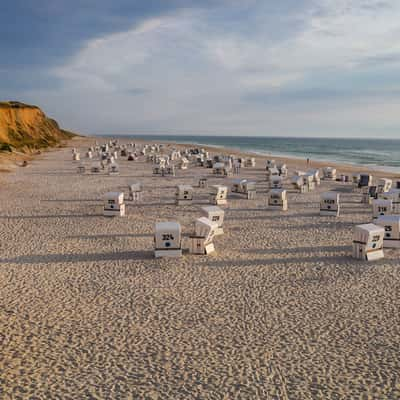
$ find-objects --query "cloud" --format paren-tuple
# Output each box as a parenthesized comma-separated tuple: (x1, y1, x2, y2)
(0, 0, 224, 67)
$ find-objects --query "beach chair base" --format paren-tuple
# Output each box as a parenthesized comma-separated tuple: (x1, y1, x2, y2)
(155, 249, 182, 258)
(320, 209, 340, 217)
(104, 205, 125, 217)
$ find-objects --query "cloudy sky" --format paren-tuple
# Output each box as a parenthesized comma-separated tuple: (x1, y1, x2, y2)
(1, 0, 400, 137)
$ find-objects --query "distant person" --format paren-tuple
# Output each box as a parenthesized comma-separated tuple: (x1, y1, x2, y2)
(307, 158, 310, 166)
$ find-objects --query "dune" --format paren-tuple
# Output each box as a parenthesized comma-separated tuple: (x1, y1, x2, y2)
(0, 101, 76, 152)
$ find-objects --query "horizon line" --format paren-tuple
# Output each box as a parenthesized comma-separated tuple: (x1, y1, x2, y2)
(90, 133, 400, 140)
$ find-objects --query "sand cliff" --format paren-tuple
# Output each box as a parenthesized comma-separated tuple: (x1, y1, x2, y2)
(0, 101, 75, 152)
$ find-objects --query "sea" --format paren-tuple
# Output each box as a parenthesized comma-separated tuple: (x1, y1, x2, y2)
(101, 135, 400, 173)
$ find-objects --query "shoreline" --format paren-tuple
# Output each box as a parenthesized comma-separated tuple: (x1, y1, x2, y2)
(90, 135, 400, 179)
(92, 134, 400, 175)
(2, 134, 397, 180)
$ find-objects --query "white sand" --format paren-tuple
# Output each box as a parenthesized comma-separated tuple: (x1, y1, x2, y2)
(0, 136, 399, 399)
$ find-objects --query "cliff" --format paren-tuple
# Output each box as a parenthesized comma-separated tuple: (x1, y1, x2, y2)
(0, 101, 76, 152)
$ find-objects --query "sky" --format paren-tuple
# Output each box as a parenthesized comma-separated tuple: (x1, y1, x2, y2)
(1, 0, 400, 138)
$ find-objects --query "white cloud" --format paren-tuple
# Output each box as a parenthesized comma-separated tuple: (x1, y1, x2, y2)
(34, 0, 400, 137)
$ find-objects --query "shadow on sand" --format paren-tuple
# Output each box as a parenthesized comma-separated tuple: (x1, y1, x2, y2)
(242, 245, 349, 255)
(0, 213, 104, 220)
(0, 250, 153, 265)
(66, 233, 153, 240)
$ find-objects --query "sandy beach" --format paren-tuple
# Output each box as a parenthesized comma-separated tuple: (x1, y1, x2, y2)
(1, 136, 399, 399)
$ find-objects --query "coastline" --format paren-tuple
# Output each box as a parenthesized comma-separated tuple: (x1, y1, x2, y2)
(92, 135, 400, 179)
(94, 134, 400, 175)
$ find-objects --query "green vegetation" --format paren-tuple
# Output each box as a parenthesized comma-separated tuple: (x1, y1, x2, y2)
(0, 101, 38, 109)
(0, 143, 12, 152)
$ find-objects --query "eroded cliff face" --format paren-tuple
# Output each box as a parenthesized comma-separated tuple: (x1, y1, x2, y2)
(0, 101, 75, 151)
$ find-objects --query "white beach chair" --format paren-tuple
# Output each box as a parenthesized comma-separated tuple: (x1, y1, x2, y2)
(268, 189, 288, 211)
(209, 185, 228, 205)
(376, 215, 400, 248)
(77, 163, 86, 174)
(189, 217, 219, 255)
(175, 185, 194, 205)
(352, 224, 384, 261)
(154, 222, 182, 258)
(270, 175, 283, 189)
(320, 192, 340, 216)
(129, 183, 142, 202)
(201, 205, 225, 235)
(322, 167, 337, 180)
(377, 178, 392, 194)
(372, 199, 393, 220)
(103, 192, 125, 217)
(199, 178, 208, 188)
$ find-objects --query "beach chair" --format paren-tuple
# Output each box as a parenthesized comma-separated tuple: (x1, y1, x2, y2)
(266, 160, 276, 170)
(352, 173, 360, 185)
(103, 192, 125, 217)
(322, 167, 337, 180)
(320, 192, 340, 216)
(154, 222, 182, 258)
(380, 189, 400, 213)
(377, 178, 392, 194)
(372, 199, 393, 220)
(179, 157, 189, 170)
(127, 152, 136, 161)
(291, 175, 305, 192)
(308, 169, 320, 185)
(361, 186, 372, 204)
(210, 185, 228, 205)
(352, 224, 384, 261)
(108, 163, 119, 175)
(244, 181, 257, 199)
(213, 162, 226, 177)
(165, 165, 176, 176)
(201, 205, 225, 235)
(91, 162, 101, 173)
(358, 174, 372, 188)
(77, 163, 86, 174)
(270, 175, 283, 189)
(199, 178, 208, 188)
(175, 185, 194, 205)
(376, 215, 400, 248)
(268, 189, 288, 211)
(244, 158, 256, 167)
(152, 165, 161, 175)
(278, 163, 288, 177)
(129, 183, 142, 202)
(267, 166, 280, 178)
(232, 179, 247, 193)
(303, 174, 315, 191)
(189, 217, 218, 255)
